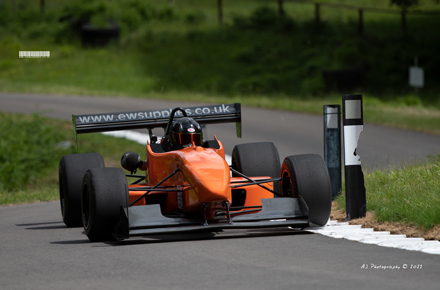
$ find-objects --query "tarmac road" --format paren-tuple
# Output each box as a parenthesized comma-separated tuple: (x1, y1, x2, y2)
(1, 202, 439, 290)
(1, 93, 440, 289)
(1, 92, 440, 171)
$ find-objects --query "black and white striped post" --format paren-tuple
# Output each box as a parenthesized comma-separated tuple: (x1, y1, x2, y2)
(323, 105, 341, 199)
(342, 94, 366, 220)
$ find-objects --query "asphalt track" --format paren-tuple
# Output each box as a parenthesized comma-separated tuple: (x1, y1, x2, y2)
(1, 93, 440, 172)
(1, 93, 440, 289)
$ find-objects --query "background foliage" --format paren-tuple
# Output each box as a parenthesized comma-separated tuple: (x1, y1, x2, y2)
(1, 0, 440, 102)
(0, 113, 68, 192)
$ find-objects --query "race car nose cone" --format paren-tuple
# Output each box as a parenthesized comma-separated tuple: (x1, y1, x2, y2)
(179, 148, 232, 208)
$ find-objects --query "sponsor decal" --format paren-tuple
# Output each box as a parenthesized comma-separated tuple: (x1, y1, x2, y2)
(75, 104, 237, 124)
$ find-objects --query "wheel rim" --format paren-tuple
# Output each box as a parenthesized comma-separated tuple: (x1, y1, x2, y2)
(281, 169, 298, 198)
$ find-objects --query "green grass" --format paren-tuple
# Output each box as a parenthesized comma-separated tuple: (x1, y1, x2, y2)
(0, 186, 60, 206)
(0, 38, 149, 96)
(2, 0, 440, 98)
(0, 113, 146, 205)
(1, 1, 440, 112)
(0, 113, 67, 192)
(335, 155, 440, 229)
(1, 37, 440, 134)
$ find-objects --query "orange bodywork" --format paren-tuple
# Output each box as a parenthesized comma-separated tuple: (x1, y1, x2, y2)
(128, 139, 273, 222)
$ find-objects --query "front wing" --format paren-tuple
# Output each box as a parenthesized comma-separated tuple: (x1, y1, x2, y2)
(127, 198, 309, 237)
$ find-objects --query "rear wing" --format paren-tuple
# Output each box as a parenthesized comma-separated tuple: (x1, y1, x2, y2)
(73, 103, 241, 144)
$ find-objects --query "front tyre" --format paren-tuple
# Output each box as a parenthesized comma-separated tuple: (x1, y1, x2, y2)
(232, 142, 280, 194)
(280, 154, 331, 226)
(82, 168, 129, 242)
(59, 153, 104, 227)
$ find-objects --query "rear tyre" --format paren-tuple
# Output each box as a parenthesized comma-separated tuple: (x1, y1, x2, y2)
(280, 154, 331, 226)
(82, 168, 129, 242)
(232, 142, 280, 194)
(59, 153, 104, 227)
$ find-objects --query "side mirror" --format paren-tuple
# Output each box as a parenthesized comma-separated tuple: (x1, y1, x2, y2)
(121, 151, 141, 173)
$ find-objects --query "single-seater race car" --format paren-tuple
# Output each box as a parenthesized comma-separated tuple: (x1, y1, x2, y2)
(59, 103, 332, 242)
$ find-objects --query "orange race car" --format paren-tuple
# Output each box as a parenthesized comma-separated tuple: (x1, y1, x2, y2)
(59, 103, 332, 242)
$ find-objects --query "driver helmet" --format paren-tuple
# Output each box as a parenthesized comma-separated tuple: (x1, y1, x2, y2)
(169, 117, 203, 149)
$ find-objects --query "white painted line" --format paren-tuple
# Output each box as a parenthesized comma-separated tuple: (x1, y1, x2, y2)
(103, 130, 440, 255)
(102, 131, 150, 145)
(304, 220, 440, 255)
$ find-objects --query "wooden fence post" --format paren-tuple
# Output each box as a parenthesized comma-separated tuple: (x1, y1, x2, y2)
(278, 0, 285, 16)
(218, 0, 223, 25)
(315, 3, 321, 24)
(401, 8, 408, 38)
(358, 9, 364, 36)
(40, 0, 45, 14)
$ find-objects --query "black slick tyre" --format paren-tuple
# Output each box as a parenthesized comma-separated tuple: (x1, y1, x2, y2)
(82, 167, 129, 242)
(280, 154, 332, 226)
(59, 153, 104, 227)
(232, 142, 280, 194)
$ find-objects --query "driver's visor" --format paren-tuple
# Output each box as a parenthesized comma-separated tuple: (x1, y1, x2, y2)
(173, 133, 203, 147)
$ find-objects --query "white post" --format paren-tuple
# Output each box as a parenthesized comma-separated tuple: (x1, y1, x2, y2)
(342, 94, 366, 221)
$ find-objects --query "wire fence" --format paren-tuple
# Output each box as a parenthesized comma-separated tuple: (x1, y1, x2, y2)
(216, 0, 440, 36)
(9, 0, 440, 36)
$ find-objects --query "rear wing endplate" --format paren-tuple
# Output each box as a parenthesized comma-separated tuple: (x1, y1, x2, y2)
(73, 103, 242, 145)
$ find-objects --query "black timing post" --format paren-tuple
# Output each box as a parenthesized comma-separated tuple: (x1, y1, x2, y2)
(342, 94, 366, 220)
(323, 105, 341, 199)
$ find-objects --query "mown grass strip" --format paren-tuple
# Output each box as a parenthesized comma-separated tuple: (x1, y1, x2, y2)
(335, 155, 440, 229)
(0, 113, 145, 205)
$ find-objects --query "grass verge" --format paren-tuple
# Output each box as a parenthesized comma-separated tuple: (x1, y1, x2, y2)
(0, 113, 145, 205)
(334, 155, 440, 239)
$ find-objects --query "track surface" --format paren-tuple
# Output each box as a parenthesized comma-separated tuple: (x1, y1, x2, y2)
(1, 93, 439, 171)
(1, 202, 439, 290)
(1, 93, 440, 289)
